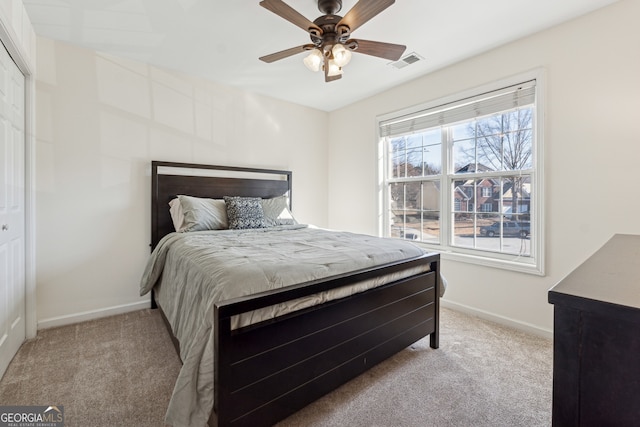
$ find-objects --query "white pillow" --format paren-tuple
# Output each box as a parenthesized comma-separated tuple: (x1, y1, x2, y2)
(168, 198, 186, 232)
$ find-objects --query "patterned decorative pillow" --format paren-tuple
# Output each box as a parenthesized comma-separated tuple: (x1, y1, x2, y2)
(224, 196, 267, 229)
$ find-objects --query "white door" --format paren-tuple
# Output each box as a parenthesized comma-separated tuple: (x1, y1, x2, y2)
(0, 41, 26, 377)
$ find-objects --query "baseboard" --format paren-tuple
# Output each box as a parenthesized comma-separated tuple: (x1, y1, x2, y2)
(36, 298, 553, 338)
(441, 299, 553, 339)
(37, 300, 151, 330)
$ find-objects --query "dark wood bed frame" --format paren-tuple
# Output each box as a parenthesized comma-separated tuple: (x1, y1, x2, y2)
(150, 160, 440, 427)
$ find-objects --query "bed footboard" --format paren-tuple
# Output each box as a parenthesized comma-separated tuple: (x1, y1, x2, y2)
(213, 253, 440, 427)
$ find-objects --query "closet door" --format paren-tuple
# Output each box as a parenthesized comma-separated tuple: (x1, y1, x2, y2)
(0, 41, 26, 377)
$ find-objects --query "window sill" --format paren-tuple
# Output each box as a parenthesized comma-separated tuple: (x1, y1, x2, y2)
(416, 242, 544, 276)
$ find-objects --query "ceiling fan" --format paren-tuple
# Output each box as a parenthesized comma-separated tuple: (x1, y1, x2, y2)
(259, 0, 406, 82)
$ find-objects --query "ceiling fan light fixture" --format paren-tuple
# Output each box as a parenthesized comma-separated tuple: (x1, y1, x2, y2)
(303, 48, 323, 72)
(326, 59, 343, 77)
(260, 0, 406, 82)
(331, 43, 352, 67)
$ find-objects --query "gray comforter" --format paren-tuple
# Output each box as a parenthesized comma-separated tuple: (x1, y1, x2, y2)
(140, 225, 429, 427)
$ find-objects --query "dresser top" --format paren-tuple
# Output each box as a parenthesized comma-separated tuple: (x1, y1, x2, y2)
(549, 234, 640, 310)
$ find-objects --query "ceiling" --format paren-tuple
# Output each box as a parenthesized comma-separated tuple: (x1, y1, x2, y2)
(22, 0, 618, 111)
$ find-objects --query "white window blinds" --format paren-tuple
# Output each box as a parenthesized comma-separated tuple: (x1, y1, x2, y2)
(379, 80, 536, 137)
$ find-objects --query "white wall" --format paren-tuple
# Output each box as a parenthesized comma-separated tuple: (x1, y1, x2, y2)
(327, 0, 640, 335)
(35, 39, 329, 327)
(33, 0, 640, 332)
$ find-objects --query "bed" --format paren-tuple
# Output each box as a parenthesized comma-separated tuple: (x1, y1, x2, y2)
(141, 161, 441, 427)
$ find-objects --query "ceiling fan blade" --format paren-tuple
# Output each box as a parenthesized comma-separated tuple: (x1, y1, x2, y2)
(349, 39, 406, 61)
(260, 0, 322, 34)
(337, 0, 395, 33)
(259, 45, 310, 63)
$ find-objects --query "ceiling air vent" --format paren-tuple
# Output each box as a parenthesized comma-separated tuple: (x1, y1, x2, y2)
(390, 52, 424, 69)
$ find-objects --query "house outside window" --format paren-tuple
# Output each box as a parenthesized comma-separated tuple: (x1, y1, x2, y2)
(378, 72, 544, 274)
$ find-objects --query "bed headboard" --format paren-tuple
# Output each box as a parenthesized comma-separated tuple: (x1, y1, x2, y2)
(151, 161, 292, 250)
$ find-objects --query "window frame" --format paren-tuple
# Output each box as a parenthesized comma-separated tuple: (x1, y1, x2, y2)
(376, 70, 545, 275)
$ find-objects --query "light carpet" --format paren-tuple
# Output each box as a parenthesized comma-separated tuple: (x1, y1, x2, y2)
(0, 307, 552, 426)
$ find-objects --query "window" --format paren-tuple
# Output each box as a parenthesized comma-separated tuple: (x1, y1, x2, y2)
(378, 73, 544, 274)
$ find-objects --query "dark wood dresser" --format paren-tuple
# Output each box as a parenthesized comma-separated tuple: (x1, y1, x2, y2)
(548, 234, 640, 427)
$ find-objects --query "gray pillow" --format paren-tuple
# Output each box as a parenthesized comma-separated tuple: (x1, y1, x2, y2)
(178, 195, 228, 232)
(224, 196, 267, 229)
(262, 196, 297, 226)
